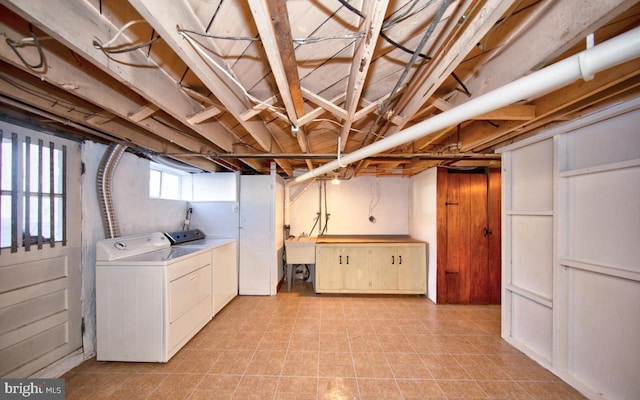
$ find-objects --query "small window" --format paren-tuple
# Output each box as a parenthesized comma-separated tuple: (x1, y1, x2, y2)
(1, 128, 67, 252)
(149, 162, 189, 200)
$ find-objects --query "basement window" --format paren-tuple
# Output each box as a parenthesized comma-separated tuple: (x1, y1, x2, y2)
(149, 162, 189, 200)
(0, 128, 66, 252)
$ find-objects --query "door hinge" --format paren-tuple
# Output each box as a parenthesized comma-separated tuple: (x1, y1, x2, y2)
(81, 317, 85, 336)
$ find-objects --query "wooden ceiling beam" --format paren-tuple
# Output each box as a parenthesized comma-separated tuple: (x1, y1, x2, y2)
(301, 87, 348, 121)
(388, 0, 518, 135)
(249, 0, 305, 122)
(297, 94, 346, 127)
(338, 0, 389, 150)
(128, 103, 159, 122)
(0, 16, 237, 161)
(128, 0, 293, 176)
(0, 67, 224, 172)
(248, 0, 312, 165)
(85, 111, 116, 126)
(241, 95, 279, 121)
(473, 104, 535, 121)
(187, 105, 224, 125)
(449, 0, 639, 107)
(1, 0, 242, 153)
(458, 58, 640, 151)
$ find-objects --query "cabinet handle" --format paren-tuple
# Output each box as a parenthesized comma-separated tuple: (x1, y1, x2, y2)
(339, 255, 342, 264)
(190, 274, 198, 281)
(346, 256, 349, 264)
(392, 255, 395, 264)
(399, 255, 402, 264)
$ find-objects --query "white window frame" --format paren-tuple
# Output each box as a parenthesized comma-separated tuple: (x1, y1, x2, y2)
(149, 161, 190, 200)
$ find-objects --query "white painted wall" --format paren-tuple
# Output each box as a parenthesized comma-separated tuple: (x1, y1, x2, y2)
(408, 168, 438, 303)
(288, 176, 409, 237)
(498, 99, 640, 400)
(80, 142, 188, 358)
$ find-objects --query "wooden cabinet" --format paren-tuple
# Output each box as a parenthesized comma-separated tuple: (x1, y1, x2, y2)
(315, 240, 426, 294)
(397, 245, 427, 292)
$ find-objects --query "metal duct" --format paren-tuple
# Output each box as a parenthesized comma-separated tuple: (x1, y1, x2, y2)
(96, 143, 127, 238)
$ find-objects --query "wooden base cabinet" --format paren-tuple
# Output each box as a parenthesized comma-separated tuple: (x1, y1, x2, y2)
(315, 242, 426, 294)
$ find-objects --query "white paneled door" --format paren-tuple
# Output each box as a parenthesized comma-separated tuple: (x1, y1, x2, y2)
(0, 121, 82, 377)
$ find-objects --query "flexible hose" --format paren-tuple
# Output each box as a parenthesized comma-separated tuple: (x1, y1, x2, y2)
(96, 143, 126, 238)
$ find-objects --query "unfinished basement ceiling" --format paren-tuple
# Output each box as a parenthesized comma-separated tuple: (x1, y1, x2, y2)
(0, 0, 638, 177)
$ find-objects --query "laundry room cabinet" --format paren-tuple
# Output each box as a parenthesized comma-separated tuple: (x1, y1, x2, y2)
(315, 237, 426, 294)
(212, 240, 237, 314)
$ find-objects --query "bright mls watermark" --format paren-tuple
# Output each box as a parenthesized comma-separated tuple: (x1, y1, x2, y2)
(0, 379, 64, 399)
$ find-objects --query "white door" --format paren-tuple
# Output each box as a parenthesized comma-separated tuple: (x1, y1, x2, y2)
(238, 175, 274, 295)
(0, 122, 82, 377)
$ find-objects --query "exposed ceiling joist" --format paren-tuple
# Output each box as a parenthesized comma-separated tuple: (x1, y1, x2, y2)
(2, 0, 241, 154)
(338, 0, 389, 150)
(128, 103, 159, 122)
(451, 0, 639, 106)
(389, 0, 519, 135)
(0, 1, 636, 178)
(249, 0, 313, 169)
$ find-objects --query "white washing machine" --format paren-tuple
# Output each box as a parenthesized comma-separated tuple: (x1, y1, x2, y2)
(95, 232, 213, 362)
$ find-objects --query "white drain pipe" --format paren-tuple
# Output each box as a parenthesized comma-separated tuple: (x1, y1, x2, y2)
(292, 26, 640, 184)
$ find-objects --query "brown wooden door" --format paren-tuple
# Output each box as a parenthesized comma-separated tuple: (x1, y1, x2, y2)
(437, 168, 501, 304)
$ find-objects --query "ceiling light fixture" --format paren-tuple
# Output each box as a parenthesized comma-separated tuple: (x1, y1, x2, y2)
(331, 171, 340, 185)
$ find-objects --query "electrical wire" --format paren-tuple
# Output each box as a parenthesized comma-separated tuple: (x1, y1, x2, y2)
(6, 24, 46, 70)
(294, 32, 365, 45)
(368, 179, 381, 221)
(337, 0, 365, 19)
(379, 31, 471, 97)
(177, 28, 259, 42)
(360, 0, 452, 146)
(382, 0, 436, 30)
(92, 20, 160, 55)
(177, 28, 286, 115)
(94, 36, 160, 54)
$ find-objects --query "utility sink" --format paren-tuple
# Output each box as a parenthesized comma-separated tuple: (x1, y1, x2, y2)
(285, 236, 317, 264)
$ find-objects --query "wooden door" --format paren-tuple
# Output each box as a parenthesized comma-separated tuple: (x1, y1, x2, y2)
(0, 124, 82, 377)
(437, 168, 501, 304)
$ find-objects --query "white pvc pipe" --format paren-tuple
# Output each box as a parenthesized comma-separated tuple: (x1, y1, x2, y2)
(292, 26, 640, 184)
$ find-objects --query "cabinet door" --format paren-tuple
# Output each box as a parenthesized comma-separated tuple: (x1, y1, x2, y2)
(213, 242, 238, 314)
(397, 244, 427, 292)
(369, 246, 398, 290)
(315, 245, 343, 291)
(342, 246, 370, 291)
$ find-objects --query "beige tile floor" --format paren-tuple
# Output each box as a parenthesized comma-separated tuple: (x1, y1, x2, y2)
(63, 280, 586, 399)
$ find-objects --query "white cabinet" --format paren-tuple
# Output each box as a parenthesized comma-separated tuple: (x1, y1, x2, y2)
(212, 241, 238, 314)
(315, 241, 426, 294)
